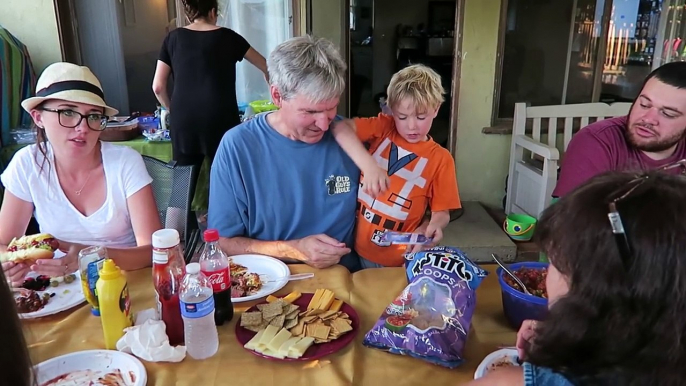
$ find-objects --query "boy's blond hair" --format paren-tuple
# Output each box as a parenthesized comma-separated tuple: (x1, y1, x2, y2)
(386, 64, 445, 113)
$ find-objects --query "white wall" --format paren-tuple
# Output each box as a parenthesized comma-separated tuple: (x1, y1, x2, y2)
(0, 0, 62, 74)
(116, 0, 171, 112)
(455, 0, 511, 207)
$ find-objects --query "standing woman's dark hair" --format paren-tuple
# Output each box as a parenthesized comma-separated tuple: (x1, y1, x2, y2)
(528, 171, 686, 385)
(181, 0, 218, 22)
(0, 268, 35, 386)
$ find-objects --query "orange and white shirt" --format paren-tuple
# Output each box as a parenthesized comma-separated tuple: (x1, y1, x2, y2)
(353, 114, 461, 266)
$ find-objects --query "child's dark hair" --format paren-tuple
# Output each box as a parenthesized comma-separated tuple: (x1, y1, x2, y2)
(181, 0, 218, 22)
(528, 171, 686, 385)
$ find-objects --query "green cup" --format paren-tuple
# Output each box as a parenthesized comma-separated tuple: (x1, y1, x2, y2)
(503, 213, 537, 241)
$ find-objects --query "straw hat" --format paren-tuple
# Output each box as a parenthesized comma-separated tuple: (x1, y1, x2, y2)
(21, 62, 119, 117)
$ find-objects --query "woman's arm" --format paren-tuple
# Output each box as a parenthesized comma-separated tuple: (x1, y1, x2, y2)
(244, 47, 270, 83)
(111, 184, 162, 270)
(0, 191, 35, 285)
(152, 60, 172, 110)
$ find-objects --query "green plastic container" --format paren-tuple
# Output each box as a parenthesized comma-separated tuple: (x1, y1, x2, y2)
(503, 213, 537, 241)
(249, 99, 278, 113)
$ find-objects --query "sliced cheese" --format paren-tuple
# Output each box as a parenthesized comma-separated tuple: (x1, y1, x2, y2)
(266, 328, 292, 353)
(283, 291, 302, 304)
(288, 336, 315, 358)
(277, 336, 301, 357)
(262, 348, 285, 359)
(308, 289, 323, 310)
(318, 290, 335, 310)
(328, 299, 343, 312)
(258, 325, 280, 349)
(244, 329, 265, 350)
(266, 295, 279, 303)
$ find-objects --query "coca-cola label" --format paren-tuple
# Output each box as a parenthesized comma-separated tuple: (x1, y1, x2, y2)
(202, 268, 230, 292)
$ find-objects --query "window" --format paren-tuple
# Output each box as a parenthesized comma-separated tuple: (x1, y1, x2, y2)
(493, 0, 684, 122)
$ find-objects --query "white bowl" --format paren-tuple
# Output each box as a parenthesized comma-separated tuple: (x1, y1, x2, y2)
(34, 350, 146, 386)
(474, 348, 520, 379)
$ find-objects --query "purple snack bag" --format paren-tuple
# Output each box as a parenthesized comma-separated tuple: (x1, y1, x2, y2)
(363, 246, 487, 368)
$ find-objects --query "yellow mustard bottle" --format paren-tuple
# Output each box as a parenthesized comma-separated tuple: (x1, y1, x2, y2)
(96, 259, 133, 349)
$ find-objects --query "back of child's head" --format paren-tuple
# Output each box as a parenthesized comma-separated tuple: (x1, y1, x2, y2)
(386, 64, 444, 114)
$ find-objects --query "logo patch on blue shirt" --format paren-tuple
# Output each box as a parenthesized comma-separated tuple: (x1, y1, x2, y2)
(325, 175, 352, 195)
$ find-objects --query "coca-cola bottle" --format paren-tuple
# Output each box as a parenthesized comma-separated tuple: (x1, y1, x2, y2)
(199, 229, 234, 325)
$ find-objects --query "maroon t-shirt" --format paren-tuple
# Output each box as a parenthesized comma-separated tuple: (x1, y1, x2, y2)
(553, 116, 686, 197)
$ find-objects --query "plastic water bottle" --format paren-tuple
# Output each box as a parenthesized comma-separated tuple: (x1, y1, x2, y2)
(180, 263, 218, 359)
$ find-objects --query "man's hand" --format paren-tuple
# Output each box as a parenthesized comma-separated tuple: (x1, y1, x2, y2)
(292, 234, 351, 269)
(516, 319, 538, 360)
(2, 261, 30, 287)
(362, 166, 390, 198)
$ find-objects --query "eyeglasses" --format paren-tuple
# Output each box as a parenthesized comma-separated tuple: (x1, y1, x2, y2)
(40, 108, 109, 131)
(607, 159, 686, 263)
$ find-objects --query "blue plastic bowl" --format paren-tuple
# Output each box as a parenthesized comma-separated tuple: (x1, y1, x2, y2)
(497, 261, 549, 329)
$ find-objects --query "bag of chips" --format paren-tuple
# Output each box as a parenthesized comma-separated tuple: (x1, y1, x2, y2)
(362, 246, 487, 368)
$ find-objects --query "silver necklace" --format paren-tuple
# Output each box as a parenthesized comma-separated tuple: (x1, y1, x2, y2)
(74, 169, 94, 195)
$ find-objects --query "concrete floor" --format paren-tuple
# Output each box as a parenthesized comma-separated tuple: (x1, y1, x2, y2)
(442, 201, 517, 263)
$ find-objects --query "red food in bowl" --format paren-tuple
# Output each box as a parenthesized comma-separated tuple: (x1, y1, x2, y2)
(503, 267, 547, 298)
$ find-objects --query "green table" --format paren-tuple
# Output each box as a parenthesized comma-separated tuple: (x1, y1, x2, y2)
(0, 137, 209, 211)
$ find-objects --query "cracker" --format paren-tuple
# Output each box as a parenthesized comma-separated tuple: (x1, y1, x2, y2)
(261, 301, 285, 319)
(240, 311, 263, 327)
(331, 318, 353, 333)
(284, 317, 299, 330)
(285, 304, 300, 314)
(319, 310, 338, 320)
(269, 314, 286, 328)
(301, 315, 318, 324)
(291, 319, 306, 336)
(311, 325, 331, 340)
(286, 309, 300, 320)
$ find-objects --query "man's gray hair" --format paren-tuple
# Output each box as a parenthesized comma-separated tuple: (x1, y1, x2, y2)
(268, 35, 347, 103)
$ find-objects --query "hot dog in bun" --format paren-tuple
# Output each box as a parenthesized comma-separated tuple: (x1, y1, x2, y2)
(1, 233, 59, 264)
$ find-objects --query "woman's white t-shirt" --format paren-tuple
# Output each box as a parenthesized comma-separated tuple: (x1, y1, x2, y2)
(0, 142, 153, 248)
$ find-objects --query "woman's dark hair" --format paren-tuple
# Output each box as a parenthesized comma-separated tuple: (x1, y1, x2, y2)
(182, 0, 218, 21)
(0, 269, 35, 385)
(528, 171, 686, 385)
(34, 102, 50, 175)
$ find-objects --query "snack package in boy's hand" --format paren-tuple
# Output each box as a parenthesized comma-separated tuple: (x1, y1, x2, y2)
(362, 246, 487, 368)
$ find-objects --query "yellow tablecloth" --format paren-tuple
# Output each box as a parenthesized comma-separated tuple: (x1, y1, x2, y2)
(23, 265, 516, 385)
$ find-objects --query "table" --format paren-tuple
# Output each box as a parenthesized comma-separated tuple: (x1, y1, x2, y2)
(24, 264, 516, 385)
(0, 137, 210, 211)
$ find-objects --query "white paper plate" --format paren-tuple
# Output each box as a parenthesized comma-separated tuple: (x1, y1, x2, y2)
(34, 349, 146, 386)
(474, 348, 520, 379)
(230, 254, 290, 303)
(19, 251, 86, 319)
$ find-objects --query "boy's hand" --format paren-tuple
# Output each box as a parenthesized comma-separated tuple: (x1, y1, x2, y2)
(406, 222, 443, 254)
(362, 166, 390, 198)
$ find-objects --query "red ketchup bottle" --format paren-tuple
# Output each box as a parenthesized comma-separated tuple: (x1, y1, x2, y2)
(152, 229, 186, 346)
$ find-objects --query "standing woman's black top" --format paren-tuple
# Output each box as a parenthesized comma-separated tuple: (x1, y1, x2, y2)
(159, 27, 250, 160)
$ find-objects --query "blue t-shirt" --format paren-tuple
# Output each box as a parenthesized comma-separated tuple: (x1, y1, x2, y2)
(208, 113, 361, 271)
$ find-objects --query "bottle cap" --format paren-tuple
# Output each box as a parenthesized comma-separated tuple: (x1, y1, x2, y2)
(99, 259, 122, 280)
(186, 262, 200, 275)
(153, 229, 180, 249)
(204, 229, 219, 242)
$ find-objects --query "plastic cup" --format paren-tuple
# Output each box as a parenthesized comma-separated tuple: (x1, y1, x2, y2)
(78, 246, 107, 316)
